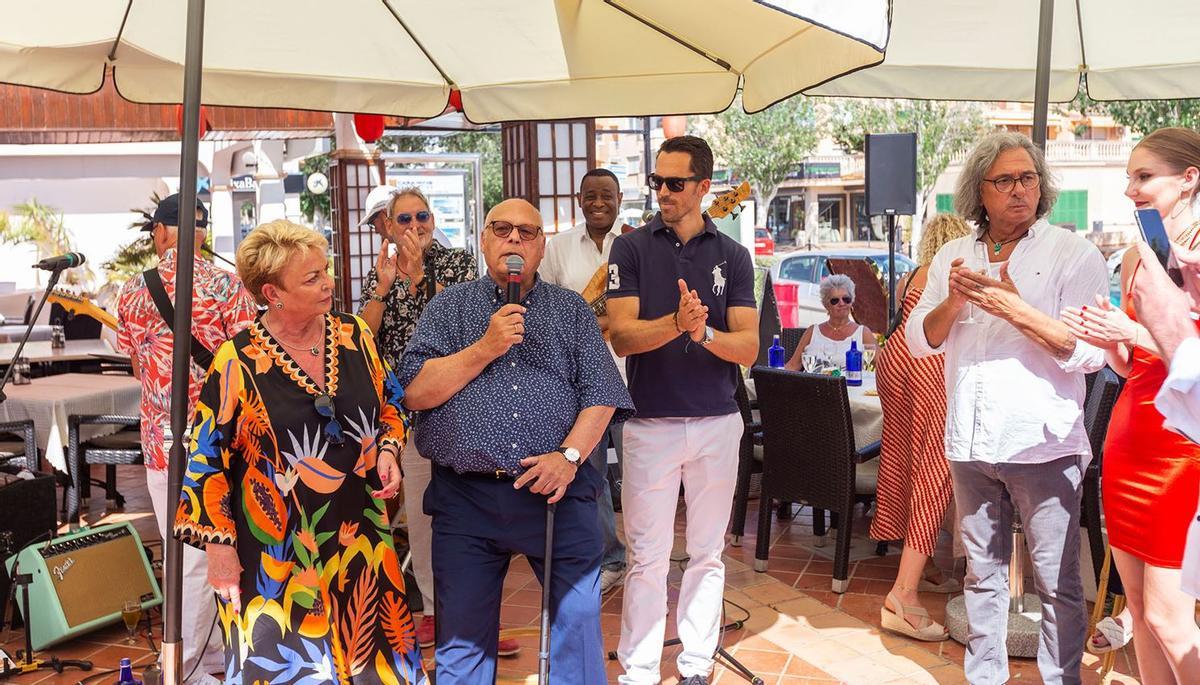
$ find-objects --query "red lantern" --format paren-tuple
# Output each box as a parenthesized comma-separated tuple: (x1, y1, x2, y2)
(353, 113, 386, 143)
(448, 89, 463, 113)
(662, 115, 687, 139)
(174, 104, 211, 139)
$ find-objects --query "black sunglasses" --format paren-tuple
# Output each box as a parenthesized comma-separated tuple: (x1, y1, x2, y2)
(647, 173, 705, 192)
(828, 296, 853, 305)
(314, 394, 344, 446)
(487, 220, 542, 241)
(393, 210, 432, 224)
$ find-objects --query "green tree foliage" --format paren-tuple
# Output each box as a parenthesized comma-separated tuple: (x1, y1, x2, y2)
(708, 97, 822, 226)
(299, 151, 331, 223)
(377, 130, 502, 212)
(0, 199, 94, 288)
(827, 99, 987, 223)
(1075, 89, 1200, 134)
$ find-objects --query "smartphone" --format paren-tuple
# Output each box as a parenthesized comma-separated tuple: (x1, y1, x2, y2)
(1135, 207, 1184, 286)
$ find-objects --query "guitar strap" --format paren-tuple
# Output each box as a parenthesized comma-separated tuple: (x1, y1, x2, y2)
(142, 268, 216, 370)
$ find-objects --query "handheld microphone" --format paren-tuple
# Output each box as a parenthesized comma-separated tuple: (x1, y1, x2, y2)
(32, 252, 86, 271)
(505, 254, 525, 305)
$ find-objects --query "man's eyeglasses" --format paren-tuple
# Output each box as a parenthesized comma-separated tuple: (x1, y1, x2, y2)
(982, 172, 1041, 194)
(393, 211, 432, 224)
(314, 394, 344, 446)
(828, 296, 853, 306)
(647, 173, 705, 192)
(487, 221, 542, 241)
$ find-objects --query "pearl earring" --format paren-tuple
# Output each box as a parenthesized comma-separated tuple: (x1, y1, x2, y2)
(275, 302, 283, 310)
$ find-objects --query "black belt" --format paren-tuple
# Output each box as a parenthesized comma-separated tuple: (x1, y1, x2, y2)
(440, 465, 516, 481)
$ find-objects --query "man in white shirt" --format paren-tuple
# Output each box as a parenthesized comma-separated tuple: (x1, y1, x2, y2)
(540, 167, 629, 595)
(1131, 239, 1200, 598)
(908, 132, 1108, 685)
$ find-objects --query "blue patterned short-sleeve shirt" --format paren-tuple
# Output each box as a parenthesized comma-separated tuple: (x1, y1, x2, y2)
(397, 276, 634, 474)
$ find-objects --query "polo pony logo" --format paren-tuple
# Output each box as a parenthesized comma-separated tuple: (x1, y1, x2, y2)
(712, 262, 727, 296)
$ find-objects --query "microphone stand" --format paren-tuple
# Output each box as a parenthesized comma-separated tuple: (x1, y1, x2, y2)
(0, 266, 64, 405)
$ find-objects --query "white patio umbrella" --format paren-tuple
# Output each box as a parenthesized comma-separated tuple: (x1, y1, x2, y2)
(0, 0, 888, 122)
(0, 2, 890, 682)
(808, 0, 1200, 144)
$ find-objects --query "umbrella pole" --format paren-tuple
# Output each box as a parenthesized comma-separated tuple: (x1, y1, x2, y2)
(163, 1, 207, 684)
(1031, 0, 1054, 150)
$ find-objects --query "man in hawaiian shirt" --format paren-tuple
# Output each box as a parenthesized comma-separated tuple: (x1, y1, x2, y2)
(115, 193, 257, 685)
(356, 185, 483, 651)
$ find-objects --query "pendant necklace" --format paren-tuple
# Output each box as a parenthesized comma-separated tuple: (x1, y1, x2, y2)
(985, 229, 1025, 256)
(266, 318, 323, 357)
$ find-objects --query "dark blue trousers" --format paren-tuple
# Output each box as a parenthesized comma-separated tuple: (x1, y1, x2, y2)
(425, 463, 606, 684)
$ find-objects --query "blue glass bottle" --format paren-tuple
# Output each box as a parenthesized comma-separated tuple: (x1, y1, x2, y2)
(768, 334, 785, 368)
(845, 340, 863, 387)
(116, 658, 144, 685)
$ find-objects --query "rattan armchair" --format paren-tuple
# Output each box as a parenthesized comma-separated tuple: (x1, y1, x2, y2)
(751, 367, 881, 593)
(729, 374, 762, 546)
(66, 414, 142, 522)
(0, 419, 38, 471)
(1081, 367, 1122, 586)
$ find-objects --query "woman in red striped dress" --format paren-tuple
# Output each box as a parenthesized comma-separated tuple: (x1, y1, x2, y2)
(871, 214, 971, 641)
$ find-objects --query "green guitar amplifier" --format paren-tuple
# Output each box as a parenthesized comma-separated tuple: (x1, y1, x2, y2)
(6, 522, 162, 650)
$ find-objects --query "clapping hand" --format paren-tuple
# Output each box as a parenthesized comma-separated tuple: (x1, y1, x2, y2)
(396, 230, 425, 285)
(1062, 294, 1135, 351)
(676, 279, 708, 341)
(951, 263, 1023, 320)
(375, 239, 399, 293)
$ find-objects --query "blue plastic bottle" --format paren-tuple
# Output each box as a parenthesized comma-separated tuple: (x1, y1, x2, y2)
(768, 334, 786, 368)
(845, 340, 863, 386)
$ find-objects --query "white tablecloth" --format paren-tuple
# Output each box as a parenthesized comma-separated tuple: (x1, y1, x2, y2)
(0, 373, 140, 472)
(746, 373, 883, 449)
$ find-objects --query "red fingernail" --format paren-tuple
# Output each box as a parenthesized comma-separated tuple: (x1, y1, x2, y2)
(1081, 306, 1087, 310)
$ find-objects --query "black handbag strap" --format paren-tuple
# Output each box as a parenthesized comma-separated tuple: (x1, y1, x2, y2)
(143, 268, 215, 370)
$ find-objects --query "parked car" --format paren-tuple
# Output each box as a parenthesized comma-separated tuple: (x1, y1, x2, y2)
(754, 227, 775, 256)
(770, 248, 917, 328)
(1107, 246, 1128, 307)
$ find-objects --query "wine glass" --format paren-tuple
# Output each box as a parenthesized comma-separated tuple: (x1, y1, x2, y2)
(862, 347, 877, 373)
(121, 599, 142, 645)
(963, 241, 989, 324)
(801, 352, 818, 373)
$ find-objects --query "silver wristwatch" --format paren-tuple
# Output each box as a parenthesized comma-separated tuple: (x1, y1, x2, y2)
(698, 325, 715, 346)
(558, 446, 581, 465)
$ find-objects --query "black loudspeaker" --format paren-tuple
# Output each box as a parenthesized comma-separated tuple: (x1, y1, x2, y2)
(866, 132, 917, 216)
(0, 472, 57, 617)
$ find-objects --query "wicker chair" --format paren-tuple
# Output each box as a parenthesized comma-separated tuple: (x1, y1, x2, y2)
(780, 326, 807, 362)
(729, 374, 762, 546)
(0, 419, 38, 471)
(1081, 367, 1122, 586)
(751, 367, 881, 593)
(66, 414, 142, 522)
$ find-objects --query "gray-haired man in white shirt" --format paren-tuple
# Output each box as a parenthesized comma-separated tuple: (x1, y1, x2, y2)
(908, 132, 1108, 685)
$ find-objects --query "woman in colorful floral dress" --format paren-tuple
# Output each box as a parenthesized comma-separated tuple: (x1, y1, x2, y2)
(174, 220, 425, 685)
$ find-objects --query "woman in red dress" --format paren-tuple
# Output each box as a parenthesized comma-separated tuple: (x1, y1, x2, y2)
(1063, 127, 1200, 684)
(871, 214, 972, 641)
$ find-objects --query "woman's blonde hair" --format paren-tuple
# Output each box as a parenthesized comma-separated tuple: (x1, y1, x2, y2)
(236, 220, 329, 305)
(917, 214, 973, 266)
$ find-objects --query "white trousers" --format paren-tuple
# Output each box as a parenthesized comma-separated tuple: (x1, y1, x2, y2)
(145, 468, 224, 683)
(400, 437, 435, 614)
(617, 413, 742, 684)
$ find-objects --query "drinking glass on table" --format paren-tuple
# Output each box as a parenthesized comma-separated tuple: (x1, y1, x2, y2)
(122, 599, 142, 645)
(862, 347, 877, 373)
(963, 241, 989, 324)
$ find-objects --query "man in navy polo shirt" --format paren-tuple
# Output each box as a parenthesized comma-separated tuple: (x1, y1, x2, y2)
(608, 136, 759, 685)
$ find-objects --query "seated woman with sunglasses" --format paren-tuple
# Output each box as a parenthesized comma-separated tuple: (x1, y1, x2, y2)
(784, 273, 877, 371)
(174, 220, 426, 685)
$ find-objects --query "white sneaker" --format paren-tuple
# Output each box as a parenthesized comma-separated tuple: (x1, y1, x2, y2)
(599, 567, 624, 595)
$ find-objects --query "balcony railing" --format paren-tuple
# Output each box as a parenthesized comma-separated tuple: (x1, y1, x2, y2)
(950, 140, 1134, 165)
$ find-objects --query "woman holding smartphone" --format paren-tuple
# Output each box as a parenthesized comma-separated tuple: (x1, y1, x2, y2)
(1063, 127, 1200, 683)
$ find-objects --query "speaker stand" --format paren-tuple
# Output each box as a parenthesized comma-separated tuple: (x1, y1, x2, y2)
(885, 212, 899, 330)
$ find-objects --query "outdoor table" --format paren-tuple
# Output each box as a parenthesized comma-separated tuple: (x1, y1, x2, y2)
(0, 324, 52, 343)
(0, 339, 123, 365)
(0, 372, 140, 472)
(746, 371, 883, 448)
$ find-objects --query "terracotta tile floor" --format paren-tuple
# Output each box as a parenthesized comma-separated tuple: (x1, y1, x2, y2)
(2, 466, 1144, 684)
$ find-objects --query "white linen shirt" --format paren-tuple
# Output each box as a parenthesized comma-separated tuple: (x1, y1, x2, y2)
(540, 221, 626, 382)
(1153, 336, 1200, 598)
(907, 220, 1108, 465)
